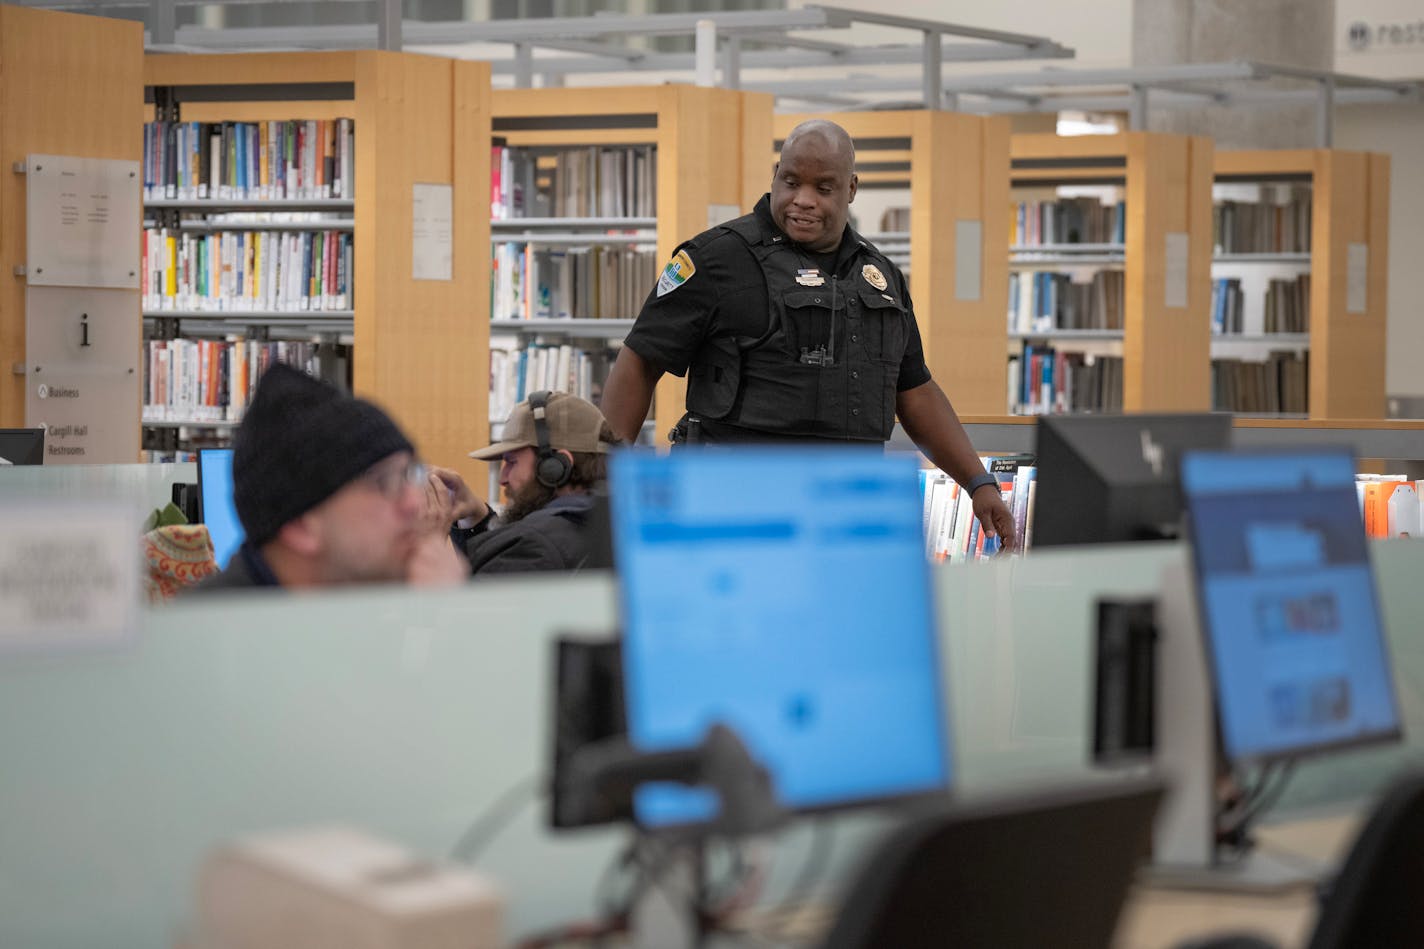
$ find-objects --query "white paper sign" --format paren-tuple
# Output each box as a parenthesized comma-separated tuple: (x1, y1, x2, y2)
(412, 183, 453, 282)
(0, 500, 141, 653)
(1164, 232, 1190, 309)
(1347, 242, 1369, 314)
(954, 219, 983, 302)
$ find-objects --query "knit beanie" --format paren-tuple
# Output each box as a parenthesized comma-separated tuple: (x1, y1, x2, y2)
(232, 364, 415, 548)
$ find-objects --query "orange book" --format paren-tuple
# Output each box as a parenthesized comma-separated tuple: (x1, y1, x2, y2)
(1363, 482, 1391, 539)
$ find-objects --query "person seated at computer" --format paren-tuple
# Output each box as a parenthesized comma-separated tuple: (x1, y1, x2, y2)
(429, 391, 621, 575)
(193, 364, 467, 592)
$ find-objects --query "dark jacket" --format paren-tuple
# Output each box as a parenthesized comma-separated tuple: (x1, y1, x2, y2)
(460, 493, 607, 576)
(623, 194, 930, 443)
(189, 542, 282, 592)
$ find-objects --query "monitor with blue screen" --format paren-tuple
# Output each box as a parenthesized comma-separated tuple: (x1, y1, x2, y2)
(197, 448, 243, 569)
(1180, 449, 1402, 766)
(610, 447, 951, 827)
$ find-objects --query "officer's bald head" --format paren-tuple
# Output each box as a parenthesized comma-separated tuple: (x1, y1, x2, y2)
(771, 119, 858, 253)
(779, 119, 856, 175)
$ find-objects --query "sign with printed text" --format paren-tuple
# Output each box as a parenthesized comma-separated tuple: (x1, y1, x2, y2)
(0, 500, 141, 653)
(1337, 0, 1424, 78)
(412, 183, 453, 281)
(26, 154, 141, 289)
(25, 286, 140, 464)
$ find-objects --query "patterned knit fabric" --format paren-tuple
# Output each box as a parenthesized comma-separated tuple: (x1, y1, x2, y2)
(142, 524, 219, 603)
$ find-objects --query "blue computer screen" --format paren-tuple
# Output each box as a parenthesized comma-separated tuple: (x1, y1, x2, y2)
(197, 448, 244, 569)
(611, 447, 951, 826)
(1181, 450, 1401, 765)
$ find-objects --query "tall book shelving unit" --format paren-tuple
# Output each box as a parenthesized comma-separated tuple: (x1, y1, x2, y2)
(1213, 149, 1390, 420)
(771, 111, 1012, 417)
(141, 51, 491, 479)
(1006, 132, 1214, 414)
(488, 84, 772, 445)
(0, 7, 143, 452)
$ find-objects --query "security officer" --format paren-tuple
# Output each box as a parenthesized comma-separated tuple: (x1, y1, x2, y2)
(602, 118, 1016, 549)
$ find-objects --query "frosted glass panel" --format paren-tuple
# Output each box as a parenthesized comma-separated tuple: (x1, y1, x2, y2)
(2, 541, 1422, 946)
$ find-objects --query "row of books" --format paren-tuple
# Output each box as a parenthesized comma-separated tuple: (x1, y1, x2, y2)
(1012, 198, 1126, 246)
(1008, 270, 1125, 333)
(921, 455, 1038, 562)
(1211, 352, 1308, 414)
(141, 339, 343, 423)
(1360, 476, 1423, 539)
(1009, 347, 1125, 415)
(1213, 188, 1312, 254)
(489, 343, 615, 421)
(142, 227, 352, 313)
(143, 119, 354, 203)
(1264, 274, 1311, 334)
(492, 242, 656, 321)
(490, 145, 657, 220)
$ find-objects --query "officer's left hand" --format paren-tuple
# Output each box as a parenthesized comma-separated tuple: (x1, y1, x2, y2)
(972, 486, 1018, 553)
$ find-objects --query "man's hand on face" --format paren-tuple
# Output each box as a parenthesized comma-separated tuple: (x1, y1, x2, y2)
(427, 465, 492, 525)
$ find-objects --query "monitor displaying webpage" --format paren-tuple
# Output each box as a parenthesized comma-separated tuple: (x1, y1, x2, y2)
(198, 448, 243, 570)
(1181, 450, 1401, 764)
(611, 447, 950, 827)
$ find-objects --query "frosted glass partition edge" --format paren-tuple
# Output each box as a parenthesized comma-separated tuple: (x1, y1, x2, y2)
(0, 462, 196, 515)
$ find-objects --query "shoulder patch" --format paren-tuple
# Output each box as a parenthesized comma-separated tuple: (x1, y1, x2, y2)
(656, 249, 696, 297)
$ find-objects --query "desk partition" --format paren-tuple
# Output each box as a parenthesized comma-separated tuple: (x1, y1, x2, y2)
(1, 542, 1422, 947)
(0, 461, 195, 514)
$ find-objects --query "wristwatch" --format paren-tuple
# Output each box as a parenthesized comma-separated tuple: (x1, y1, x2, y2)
(965, 472, 999, 497)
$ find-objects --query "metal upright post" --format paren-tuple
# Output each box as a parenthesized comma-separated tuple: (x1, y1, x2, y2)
(377, 0, 401, 50)
(923, 30, 942, 110)
(723, 35, 741, 90)
(514, 42, 534, 88)
(1316, 76, 1335, 147)
(1129, 84, 1148, 131)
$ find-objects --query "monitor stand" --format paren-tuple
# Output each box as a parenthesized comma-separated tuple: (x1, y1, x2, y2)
(1147, 561, 1327, 894)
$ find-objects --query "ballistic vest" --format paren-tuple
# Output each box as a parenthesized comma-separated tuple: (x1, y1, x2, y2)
(685, 213, 911, 442)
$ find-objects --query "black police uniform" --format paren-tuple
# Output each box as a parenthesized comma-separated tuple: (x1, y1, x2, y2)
(623, 194, 931, 443)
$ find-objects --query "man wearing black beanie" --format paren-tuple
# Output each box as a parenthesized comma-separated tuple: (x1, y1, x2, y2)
(194, 365, 466, 591)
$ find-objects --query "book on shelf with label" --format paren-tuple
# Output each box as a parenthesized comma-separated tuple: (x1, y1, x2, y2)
(142, 51, 491, 468)
(1005, 133, 1214, 416)
(1007, 194, 1129, 414)
(1212, 149, 1389, 419)
(1209, 178, 1313, 414)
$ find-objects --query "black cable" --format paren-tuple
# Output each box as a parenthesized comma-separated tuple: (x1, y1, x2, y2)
(449, 773, 546, 864)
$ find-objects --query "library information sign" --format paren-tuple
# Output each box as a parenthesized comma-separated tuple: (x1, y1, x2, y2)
(23, 155, 141, 463)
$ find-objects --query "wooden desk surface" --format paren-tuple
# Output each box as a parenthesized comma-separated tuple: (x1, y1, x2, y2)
(1114, 813, 1359, 949)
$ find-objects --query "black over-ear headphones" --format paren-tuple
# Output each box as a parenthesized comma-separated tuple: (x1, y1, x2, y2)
(529, 390, 573, 489)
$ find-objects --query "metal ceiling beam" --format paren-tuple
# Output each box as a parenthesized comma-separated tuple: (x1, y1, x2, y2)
(481, 41, 1069, 78)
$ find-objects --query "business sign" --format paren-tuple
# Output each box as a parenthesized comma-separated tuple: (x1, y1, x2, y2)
(1337, 0, 1424, 78)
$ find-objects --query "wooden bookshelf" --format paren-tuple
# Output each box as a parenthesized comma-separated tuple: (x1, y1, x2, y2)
(490, 85, 772, 443)
(1214, 149, 1390, 419)
(773, 111, 1012, 416)
(142, 52, 491, 480)
(0, 7, 144, 451)
(1009, 132, 1214, 413)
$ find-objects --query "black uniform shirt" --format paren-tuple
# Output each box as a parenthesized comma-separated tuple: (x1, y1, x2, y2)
(624, 195, 931, 398)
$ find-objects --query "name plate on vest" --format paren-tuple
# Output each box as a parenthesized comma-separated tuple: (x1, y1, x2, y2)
(0, 499, 141, 653)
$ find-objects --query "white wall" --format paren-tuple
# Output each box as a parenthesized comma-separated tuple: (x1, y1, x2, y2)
(1336, 102, 1424, 398)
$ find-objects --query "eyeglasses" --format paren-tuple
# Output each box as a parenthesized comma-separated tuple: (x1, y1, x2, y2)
(359, 458, 427, 500)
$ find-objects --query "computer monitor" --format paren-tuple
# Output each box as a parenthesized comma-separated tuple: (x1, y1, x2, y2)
(1180, 449, 1402, 766)
(1033, 413, 1232, 547)
(821, 777, 1164, 949)
(0, 428, 44, 466)
(610, 447, 951, 828)
(197, 448, 244, 569)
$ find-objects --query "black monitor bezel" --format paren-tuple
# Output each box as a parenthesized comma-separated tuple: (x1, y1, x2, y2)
(0, 427, 45, 466)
